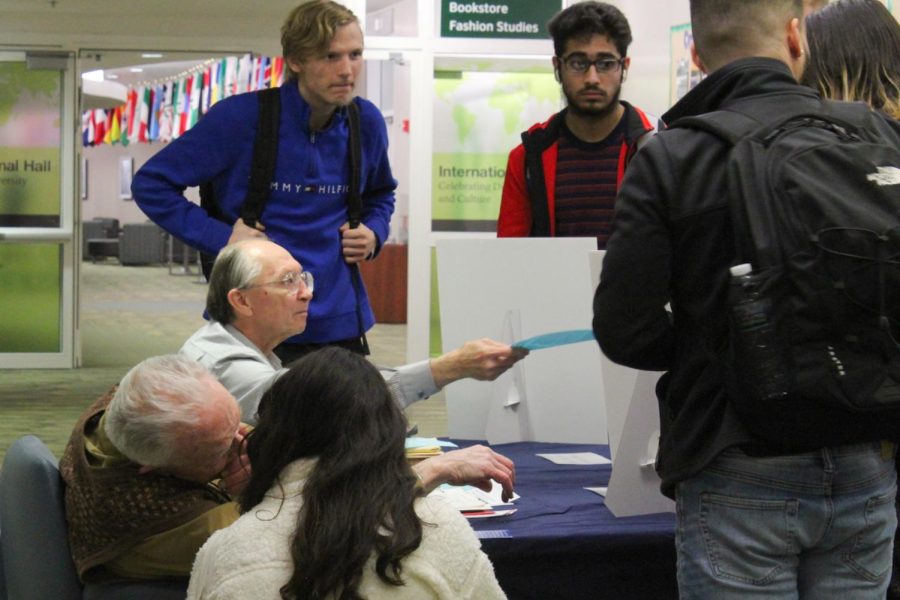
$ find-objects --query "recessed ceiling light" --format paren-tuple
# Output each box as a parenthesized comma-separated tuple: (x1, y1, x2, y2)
(106, 74, 119, 80)
(141, 53, 163, 59)
(130, 67, 144, 73)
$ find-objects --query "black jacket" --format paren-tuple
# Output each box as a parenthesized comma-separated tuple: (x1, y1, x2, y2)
(592, 57, 900, 497)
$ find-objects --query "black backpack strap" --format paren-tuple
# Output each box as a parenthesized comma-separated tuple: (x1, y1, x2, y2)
(522, 111, 565, 237)
(240, 87, 281, 228)
(671, 110, 766, 267)
(346, 101, 363, 228)
(199, 87, 280, 280)
(345, 100, 370, 355)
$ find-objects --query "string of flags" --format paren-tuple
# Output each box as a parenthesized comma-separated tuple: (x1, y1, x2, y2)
(81, 53, 286, 147)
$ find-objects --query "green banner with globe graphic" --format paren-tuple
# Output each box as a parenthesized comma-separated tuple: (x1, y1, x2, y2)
(432, 69, 559, 231)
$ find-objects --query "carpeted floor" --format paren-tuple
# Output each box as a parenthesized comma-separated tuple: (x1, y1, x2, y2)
(0, 261, 446, 463)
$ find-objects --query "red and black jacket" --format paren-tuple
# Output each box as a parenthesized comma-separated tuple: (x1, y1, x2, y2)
(497, 101, 656, 237)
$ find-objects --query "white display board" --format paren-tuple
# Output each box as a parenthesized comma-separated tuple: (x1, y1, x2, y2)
(437, 238, 606, 443)
(589, 251, 673, 516)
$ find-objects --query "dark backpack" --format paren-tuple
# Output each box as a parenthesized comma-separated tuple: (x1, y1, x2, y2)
(199, 88, 369, 353)
(674, 101, 900, 451)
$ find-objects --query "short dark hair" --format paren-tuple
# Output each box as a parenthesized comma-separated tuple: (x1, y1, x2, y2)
(802, 0, 900, 119)
(548, 2, 632, 58)
(690, 0, 802, 71)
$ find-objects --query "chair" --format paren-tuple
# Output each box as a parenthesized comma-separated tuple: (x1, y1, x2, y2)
(0, 436, 188, 600)
(0, 435, 81, 599)
(119, 222, 165, 265)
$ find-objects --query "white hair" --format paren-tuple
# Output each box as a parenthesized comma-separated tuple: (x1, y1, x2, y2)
(105, 355, 218, 468)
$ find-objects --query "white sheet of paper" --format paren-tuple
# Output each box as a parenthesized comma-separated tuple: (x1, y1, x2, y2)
(585, 487, 608, 497)
(537, 452, 611, 465)
(429, 480, 520, 512)
(466, 479, 520, 505)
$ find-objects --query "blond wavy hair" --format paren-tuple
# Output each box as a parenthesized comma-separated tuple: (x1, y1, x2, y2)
(281, 0, 358, 79)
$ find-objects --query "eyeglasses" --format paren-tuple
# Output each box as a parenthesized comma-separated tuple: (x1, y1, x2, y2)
(241, 270, 314, 294)
(560, 54, 625, 75)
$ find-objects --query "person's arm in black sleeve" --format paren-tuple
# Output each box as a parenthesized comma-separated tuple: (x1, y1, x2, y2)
(593, 135, 676, 371)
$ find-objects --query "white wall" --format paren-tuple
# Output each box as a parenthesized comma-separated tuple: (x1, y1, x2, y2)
(612, 0, 691, 118)
(80, 143, 186, 224)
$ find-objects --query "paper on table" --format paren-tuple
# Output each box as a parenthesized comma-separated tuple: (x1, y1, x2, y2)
(512, 329, 595, 351)
(537, 452, 611, 465)
(404, 437, 459, 449)
(467, 479, 520, 505)
(585, 487, 608, 497)
(428, 480, 520, 513)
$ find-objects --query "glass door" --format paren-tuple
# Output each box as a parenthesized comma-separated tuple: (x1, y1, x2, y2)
(0, 51, 77, 368)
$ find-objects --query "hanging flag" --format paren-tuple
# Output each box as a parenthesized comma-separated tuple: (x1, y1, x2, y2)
(103, 109, 115, 145)
(109, 106, 122, 145)
(258, 56, 271, 91)
(148, 84, 162, 142)
(237, 54, 253, 94)
(137, 86, 151, 142)
(224, 56, 239, 97)
(158, 82, 174, 143)
(89, 109, 105, 146)
(270, 57, 284, 88)
(174, 77, 191, 139)
(121, 88, 137, 146)
(250, 56, 260, 92)
(120, 99, 130, 147)
(127, 87, 142, 144)
(200, 66, 212, 115)
(210, 59, 223, 106)
(188, 71, 202, 129)
(81, 110, 92, 147)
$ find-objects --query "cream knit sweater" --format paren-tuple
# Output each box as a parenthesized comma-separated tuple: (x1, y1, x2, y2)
(187, 459, 507, 599)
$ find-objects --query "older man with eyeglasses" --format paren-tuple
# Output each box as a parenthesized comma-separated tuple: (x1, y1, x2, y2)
(180, 237, 524, 509)
(180, 239, 528, 426)
(497, 1, 656, 248)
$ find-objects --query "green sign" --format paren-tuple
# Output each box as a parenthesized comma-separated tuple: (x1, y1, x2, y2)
(441, 0, 557, 39)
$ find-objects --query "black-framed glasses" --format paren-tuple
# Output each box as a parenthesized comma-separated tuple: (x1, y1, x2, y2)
(560, 54, 625, 75)
(241, 270, 314, 294)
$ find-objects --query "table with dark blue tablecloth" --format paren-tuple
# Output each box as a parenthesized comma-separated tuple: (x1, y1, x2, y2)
(454, 440, 678, 600)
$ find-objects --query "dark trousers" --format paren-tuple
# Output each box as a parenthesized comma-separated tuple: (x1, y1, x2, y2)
(274, 337, 368, 367)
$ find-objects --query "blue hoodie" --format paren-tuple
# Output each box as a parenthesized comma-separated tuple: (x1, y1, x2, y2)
(132, 83, 397, 344)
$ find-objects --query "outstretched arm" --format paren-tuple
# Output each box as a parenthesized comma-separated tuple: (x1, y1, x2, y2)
(413, 445, 516, 502)
(430, 338, 529, 389)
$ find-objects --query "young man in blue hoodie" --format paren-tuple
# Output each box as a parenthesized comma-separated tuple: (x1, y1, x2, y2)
(132, 0, 394, 363)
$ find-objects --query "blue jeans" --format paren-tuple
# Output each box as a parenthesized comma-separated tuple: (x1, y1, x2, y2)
(675, 442, 897, 599)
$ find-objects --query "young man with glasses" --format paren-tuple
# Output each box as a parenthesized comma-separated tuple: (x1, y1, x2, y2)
(497, 1, 655, 247)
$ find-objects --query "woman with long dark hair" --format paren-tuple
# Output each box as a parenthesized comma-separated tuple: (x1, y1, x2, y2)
(187, 347, 506, 599)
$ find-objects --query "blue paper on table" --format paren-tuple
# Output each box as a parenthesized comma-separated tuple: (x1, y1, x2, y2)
(513, 329, 595, 351)
(405, 437, 459, 449)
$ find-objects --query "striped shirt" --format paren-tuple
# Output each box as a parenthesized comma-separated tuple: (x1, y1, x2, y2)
(554, 118, 626, 248)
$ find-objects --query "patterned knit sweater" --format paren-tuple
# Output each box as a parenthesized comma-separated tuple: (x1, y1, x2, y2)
(59, 387, 227, 580)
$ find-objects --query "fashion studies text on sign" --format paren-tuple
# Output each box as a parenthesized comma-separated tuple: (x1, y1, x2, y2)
(440, 0, 554, 39)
